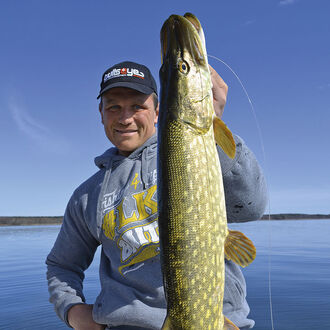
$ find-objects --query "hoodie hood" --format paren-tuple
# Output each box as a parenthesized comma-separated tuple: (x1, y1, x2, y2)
(94, 132, 158, 190)
(94, 132, 158, 170)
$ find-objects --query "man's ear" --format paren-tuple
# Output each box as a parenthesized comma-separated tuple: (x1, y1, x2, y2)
(154, 103, 159, 125)
(99, 102, 104, 124)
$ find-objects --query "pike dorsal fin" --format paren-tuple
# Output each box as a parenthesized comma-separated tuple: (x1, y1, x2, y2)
(213, 117, 236, 159)
(224, 229, 256, 267)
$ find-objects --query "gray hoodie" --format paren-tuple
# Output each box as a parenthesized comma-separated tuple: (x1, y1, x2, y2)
(46, 133, 267, 329)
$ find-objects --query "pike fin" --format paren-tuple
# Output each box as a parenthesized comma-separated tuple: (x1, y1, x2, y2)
(225, 229, 256, 267)
(213, 117, 236, 159)
(161, 315, 172, 330)
(224, 316, 240, 330)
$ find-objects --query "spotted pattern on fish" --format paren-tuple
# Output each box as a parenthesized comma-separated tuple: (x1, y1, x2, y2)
(158, 119, 227, 329)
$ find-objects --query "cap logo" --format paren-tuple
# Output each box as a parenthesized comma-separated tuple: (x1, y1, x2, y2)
(104, 67, 145, 83)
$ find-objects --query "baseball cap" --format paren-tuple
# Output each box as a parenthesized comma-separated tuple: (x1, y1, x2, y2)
(97, 61, 158, 99)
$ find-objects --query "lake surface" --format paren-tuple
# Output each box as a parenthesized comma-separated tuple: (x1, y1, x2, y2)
(0, 220, 329, 329)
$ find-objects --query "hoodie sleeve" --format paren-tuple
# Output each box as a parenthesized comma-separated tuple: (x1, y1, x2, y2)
(46, 193, 100, 327)
(223, 260, 255, 329)
(217, 134, 268, 222)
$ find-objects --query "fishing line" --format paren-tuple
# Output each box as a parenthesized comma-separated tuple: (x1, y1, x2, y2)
(208, 54, 275, 330)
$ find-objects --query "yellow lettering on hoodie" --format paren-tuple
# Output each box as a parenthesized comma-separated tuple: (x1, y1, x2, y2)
(102, 209, 116, 240)
(131, 173, 140, 189)
(102, 184, 158, 239)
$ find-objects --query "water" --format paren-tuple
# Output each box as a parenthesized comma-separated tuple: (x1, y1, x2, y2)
(231, 220, 330, 329)
(0, 220, 329, 329)
(0, 226, 101, 329)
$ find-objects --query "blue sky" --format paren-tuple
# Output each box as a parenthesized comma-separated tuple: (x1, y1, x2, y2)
(0, 0, 329, 216)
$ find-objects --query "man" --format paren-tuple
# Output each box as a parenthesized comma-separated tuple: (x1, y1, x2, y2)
(46, 61, 267, 330)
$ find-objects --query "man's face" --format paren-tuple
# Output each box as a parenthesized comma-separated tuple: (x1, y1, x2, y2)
(99, 87, 159, 156)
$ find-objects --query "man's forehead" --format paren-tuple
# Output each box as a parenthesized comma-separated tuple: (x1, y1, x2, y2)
(102, 87, 149, 102)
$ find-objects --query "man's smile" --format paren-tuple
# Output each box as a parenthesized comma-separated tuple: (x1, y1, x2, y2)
(114, 129, 138, 136)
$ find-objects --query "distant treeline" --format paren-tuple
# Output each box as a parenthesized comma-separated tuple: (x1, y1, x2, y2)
(260, 213, 330, 220)
(1, 214, 330, 226)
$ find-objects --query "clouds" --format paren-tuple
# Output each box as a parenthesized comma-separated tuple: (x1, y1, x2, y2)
(279, 0, 299, 6)
(243, 20, 256, 26)
(9, 99, 70, 154)
(317, 83, 330, 91)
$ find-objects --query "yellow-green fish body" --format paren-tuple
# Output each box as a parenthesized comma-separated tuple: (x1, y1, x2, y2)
(157, 13, 255, 330)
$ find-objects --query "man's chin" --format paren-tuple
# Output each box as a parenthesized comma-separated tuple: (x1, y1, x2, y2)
(113, 134, 152, 156)
(116, 142, 137, 156)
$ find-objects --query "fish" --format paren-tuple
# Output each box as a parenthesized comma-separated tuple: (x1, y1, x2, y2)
(157, 13, 256, 330)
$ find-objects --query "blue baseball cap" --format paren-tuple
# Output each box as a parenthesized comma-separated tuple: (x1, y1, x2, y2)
(97, 61, 158, 99)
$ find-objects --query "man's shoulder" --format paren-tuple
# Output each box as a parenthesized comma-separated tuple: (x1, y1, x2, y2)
(72, 167, 106, 200)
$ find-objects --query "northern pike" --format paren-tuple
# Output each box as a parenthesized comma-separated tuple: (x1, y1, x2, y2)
(157, 13, 256, 329)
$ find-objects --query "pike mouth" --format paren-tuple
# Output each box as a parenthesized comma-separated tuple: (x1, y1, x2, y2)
(160, 13, 206, 65)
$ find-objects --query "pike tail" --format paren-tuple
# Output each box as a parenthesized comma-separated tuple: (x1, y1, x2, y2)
(161, 315, 171, 330)
(224, 316, 240, 330)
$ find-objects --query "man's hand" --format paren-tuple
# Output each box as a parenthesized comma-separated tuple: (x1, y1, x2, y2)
(209, 64, 228, 118)
(68, 304, 106, 330)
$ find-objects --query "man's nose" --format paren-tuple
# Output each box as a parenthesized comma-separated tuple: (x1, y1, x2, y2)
(118, 107, 134, 125)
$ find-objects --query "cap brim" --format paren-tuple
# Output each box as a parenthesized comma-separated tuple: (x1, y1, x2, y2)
(97, 82, 155, 99)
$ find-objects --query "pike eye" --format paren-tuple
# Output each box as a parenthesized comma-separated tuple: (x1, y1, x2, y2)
(178, 60, 189, 74)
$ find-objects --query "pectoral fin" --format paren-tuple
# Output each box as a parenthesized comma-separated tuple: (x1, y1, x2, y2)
(213, 117, 236, 159)
(225, 229, 256, 267)
(224, 316, 240, 330)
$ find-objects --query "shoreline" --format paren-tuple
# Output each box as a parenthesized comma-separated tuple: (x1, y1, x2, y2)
(0, 216, 63, 226)
(1, 214, 330, 226)
(260, 213, 330, 220)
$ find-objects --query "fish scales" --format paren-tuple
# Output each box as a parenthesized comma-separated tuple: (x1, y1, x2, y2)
(158, 119, 227, 329)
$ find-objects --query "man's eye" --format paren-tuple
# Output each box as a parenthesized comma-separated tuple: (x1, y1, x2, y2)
(134, 104, 143, 110)
(107, 105, 120, 111)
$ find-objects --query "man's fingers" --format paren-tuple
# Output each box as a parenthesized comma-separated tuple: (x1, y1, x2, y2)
(209, 64, 228, 118)
(209, 64, 228, 91)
